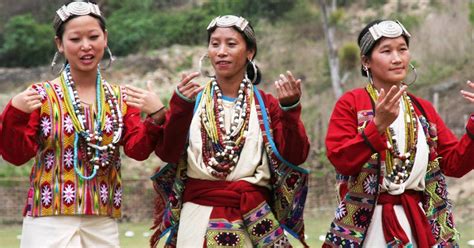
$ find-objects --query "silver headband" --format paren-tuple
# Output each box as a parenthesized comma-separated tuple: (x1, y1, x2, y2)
(56, 2, 101, 22)
(207, 15, 249, 31)
(359, 20, 411, 55)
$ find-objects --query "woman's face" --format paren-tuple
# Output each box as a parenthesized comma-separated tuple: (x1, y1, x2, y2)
(365, 36, 410, 86)
(55, 15, 107, 73)
(208, 27, 254, 82)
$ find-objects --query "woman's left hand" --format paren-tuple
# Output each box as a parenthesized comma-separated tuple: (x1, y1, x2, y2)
(460, 80, 474, 103)
(274, 71, 302, 106)
(124, 81, 165, 115)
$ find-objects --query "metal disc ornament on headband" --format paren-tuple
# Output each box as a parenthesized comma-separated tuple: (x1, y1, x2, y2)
(369, 20, 411, 41)
(207, 15, 249, 31)
(56, 2, 101, 21)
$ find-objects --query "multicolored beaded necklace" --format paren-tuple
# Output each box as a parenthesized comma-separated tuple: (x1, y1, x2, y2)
(61, 64, 123, 180)
(366, 83, 418, 184)
(200, 78, 253, 179)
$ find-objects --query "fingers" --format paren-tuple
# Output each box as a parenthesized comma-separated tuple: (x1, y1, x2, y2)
(461, 82, 474, 103)
(146, 80, 154, 92)
(178, 72, 200, 88)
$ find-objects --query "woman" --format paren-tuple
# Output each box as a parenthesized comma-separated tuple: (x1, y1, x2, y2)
(323, 19, 474, 247)
(150, 15, 310, 247)
(0, 1, 166, 247)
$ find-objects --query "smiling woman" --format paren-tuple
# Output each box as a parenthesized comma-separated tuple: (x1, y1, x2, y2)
(0, 1, 167, 247)
(150, 15, 311, 247)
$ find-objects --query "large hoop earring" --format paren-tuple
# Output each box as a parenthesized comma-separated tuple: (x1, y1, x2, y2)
(246, 60, 258, 84)
(101, 46, 116, 70)
(363, 65, 374, 85)
(405, 63, 418, 86)
(199, 54, 215, 78)
(50, 51, 66, 75)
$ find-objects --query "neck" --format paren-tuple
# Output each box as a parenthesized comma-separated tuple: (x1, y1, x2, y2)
(372, 79, 402, 94)
(215, 75, 245, 98)
(70, 67, 98, 89)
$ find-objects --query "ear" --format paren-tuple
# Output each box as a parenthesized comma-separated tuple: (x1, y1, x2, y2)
(361, 55, 370, 69)
(247, 48, 255, 61)
(54, 36, 63, 53)
(104, 30, 108, 48)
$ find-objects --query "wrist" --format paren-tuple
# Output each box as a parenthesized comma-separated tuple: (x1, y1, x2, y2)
(148, 105, 166, 117)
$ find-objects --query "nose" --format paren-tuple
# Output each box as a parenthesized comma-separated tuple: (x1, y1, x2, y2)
(217, 45, 228, 57)
(81, 39, 92, 51)
(392, 52, 402, 63)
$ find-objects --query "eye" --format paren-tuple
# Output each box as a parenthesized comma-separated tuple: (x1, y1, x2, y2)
(69, 37, 80, 42)
(90, 35, 99, 40)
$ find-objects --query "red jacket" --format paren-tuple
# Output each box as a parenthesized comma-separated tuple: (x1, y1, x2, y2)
(326, 87, 474, 178)
(155, 90, 310, 165)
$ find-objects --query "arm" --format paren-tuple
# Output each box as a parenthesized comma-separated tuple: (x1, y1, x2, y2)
(325, 92, 387, 176)
(154, 93, 194, 163)
(265, 92, 309, 165)
(427, 104, 474, 177)
(1, 101, 40, 165)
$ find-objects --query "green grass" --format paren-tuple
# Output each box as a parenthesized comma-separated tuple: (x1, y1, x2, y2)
(0, 213, 472, 247)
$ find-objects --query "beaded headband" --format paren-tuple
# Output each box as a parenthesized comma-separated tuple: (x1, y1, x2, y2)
(207, 15, 249, 31)
(359, 20, 411, 56)
(56, 2, 101, 22)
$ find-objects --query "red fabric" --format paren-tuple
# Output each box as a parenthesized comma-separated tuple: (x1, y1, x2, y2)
(155, 90, 310, 166)
(0, 98, 160, 165)
(0, 113, 3, 157)
(378, 191, 436, 247)
(183, 178, 270, 222)
(326, 88, 474, 177)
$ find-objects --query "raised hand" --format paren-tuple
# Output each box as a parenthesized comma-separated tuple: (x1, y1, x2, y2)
(274, 71, 302, 107)
(176, 72, 204, 100)
(125, 81, 164, 115)
(11, 87, 42, 113)
(373, 85, 407, 134)
(460, 80, 474, 103)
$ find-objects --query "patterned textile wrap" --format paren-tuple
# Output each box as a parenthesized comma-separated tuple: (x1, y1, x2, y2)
(324, 94, 458, 247)
(24, 82, 127, 218)
(150, 86, 309, 247)
(184, 178, 290, 247)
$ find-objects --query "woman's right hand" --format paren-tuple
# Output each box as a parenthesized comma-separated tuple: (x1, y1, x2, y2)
(373, 85, 407, 134)
(176, 72, 204, 100)
(11, 87, 42, 114)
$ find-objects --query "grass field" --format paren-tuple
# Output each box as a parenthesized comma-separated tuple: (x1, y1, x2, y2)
(0, 211, 472, 247)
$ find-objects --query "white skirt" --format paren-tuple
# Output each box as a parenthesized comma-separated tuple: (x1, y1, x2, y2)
(20, 215, 119, 248)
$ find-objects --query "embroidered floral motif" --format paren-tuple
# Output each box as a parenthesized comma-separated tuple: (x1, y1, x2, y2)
(251, 219, 273, 237)
(435, 181, 448, 199)
(40, 116, 52, 137)
(446, 213, 454, 229)
(64, 148, 74, 169)
(213, 232, 241, 246)
(113, 185, 122, 208)
(104, 115, 114, 134)
(100, 182, 109, 205)
(64, 115, 74, 134)
(430, 219, 441, 238)
(363, 174, 377, 195)
(353, 208, 371, 228)
(285, 172, 300, 190)
(44, 151, 55, 171)
(36, 85, 47, 100)
(62, 181, 75, 206)
(41, 183, 52, 208)
(54, 84, 64, 99)
(335, 201, 347, 221)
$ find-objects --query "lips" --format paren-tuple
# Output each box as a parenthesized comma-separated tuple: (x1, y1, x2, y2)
(80, 54, 95, 65)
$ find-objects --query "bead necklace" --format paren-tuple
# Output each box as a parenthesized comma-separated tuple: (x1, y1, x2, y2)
(200, 78, 253, 179)
(61, 64, 123, 180)
(366, 83, 418, 184)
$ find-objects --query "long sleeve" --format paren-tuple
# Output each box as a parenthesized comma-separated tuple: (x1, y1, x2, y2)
(121, 105, 163, 161)
(154, 93, 195, 163)
(263, 91, 310, 165)
(419, 98, 474, 177)
(325, 91, 387, 176)
(0, 101, 40, 165)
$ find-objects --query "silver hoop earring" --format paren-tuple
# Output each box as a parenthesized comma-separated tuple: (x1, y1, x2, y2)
(101, 46, 115, 70)
(50, 51, 66, 75)
(199, 54, 215, 78)
(405, 63, 418, 86)
(364, 66, 374, 85)
(246, 60, 258, 84)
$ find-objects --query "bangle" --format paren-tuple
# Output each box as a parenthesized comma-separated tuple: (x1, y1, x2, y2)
(279, 99, 300, 111)
(149, 105, 166, 117)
